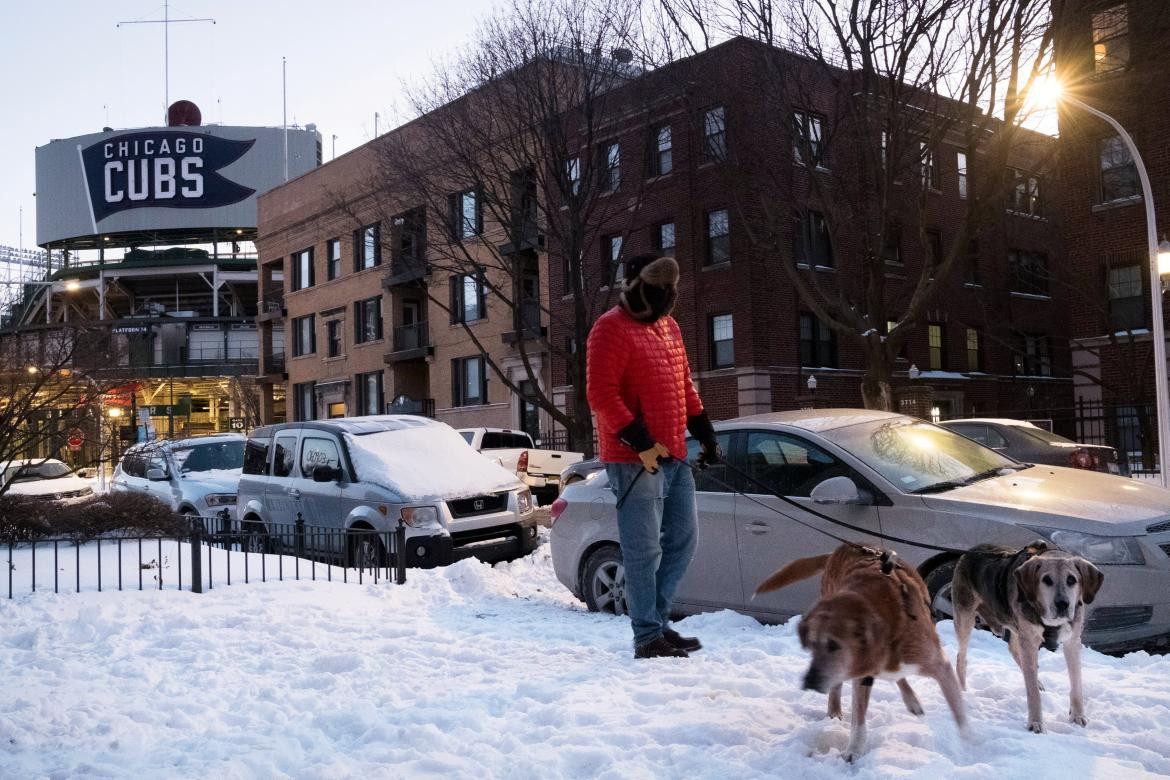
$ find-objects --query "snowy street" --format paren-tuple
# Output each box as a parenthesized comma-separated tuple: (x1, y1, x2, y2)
(2, 539, 1169, 779)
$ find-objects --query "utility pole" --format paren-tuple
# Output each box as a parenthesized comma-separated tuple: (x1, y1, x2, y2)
(117, 2, 215, 121)
(283, 57, 288, 181)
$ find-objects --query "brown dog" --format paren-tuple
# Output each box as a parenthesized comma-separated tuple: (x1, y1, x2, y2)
(758, 543, 966, 762)
(951, 542, 1104, 733)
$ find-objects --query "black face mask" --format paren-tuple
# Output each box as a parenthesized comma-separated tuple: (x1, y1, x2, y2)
(623, 279, 677, 322)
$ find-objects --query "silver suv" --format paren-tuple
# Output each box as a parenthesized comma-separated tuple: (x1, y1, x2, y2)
(236, 416, 538, 568)
(112, 433, 245, 517)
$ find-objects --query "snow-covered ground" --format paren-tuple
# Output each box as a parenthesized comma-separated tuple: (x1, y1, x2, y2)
(2, 539, 1169, 779)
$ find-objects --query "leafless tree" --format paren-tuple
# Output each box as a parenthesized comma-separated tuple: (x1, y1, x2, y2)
(0, 325, 124, 497)
(347, 0, 653, 455)
(651, 0, 1059, 409)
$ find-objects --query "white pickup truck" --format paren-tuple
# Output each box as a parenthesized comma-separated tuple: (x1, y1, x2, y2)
(458, 428, 583, 505)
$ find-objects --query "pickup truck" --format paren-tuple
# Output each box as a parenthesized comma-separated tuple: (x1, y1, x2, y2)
(457, 428, 583, 505)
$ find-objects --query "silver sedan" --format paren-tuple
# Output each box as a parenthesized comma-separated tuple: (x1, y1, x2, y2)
(549, 409, 1170, 653)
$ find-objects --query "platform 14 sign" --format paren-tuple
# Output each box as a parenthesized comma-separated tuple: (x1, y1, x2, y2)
(80, 131, 256, 222)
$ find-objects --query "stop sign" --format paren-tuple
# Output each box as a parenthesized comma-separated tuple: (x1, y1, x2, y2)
(67, 429, 84, 451)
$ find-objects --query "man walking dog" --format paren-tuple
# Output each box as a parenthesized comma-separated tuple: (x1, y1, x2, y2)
(586, 254, 719, 659)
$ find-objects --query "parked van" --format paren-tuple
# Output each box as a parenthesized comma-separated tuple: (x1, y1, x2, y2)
(236, 415, 538, 569)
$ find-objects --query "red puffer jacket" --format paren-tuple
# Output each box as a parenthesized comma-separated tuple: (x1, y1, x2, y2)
(586, 306, 703, 463)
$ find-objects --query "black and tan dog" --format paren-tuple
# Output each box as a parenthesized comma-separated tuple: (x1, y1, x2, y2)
(758, 544, 966, 762)
(951, 541, 1104, 733)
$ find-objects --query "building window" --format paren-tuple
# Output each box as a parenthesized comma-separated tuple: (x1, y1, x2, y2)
(1009, 169, 1044, 216)
(654, 221, 676, 251)
(354, 296, 383, 343)
(920, 142, 940, 190)
(355, 371, 384, 416)
(651, 124, 672, 176)
(793, 209, 832, 267)
(1100, 136, 1140, 202)
(325, 239, 341, 281)
(1108, 264, 1145, 331)
(292, 248, 314, 291)
(393, 207, 426, 267)
(957, 151, 968, 198)
(600, 143, 620, 192)
(793, 110, 824, 166)
(1010, 250, 1050, 296)
(327, 402, 347, 419)
(964, 239, 981, 285)
(710, 313, 734, 368)
(293, 381, 316, 421)
(883, 224, 903, 265)
(326, 319, 343, 358)
(799, 312, 837, 368)
(1014, 334, 1052, 376)
(292, 315, 315, 357)
(703, 106, 726, 162)
(706, 209, 730, 265)
(452, 356, 487, 407)
(449, 273, 486, 324)
(1092, 4, 1129, 74)
(449, 188, 483, 240)
(966, 328, 981, 372)
(925, 230, 943, 276)
(928, 323, 945, 370)
(354, 224, 380, 271)
(565, 156, 581, 196)
(603, 234, 623, 285)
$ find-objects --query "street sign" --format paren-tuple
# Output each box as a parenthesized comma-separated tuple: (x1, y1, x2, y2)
(228, 417, 246, 431)
(149, 405, 171, 416)
(67, 428, 85, 451)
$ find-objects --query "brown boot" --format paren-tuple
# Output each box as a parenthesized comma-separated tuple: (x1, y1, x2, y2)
(634, 636, 689, 659)
(663, 628, 702, 652)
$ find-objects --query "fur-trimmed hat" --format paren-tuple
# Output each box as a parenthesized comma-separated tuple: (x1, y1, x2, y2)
(621, 254, 679, 321)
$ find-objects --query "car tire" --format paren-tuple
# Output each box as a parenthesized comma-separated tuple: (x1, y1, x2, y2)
(347, 529, 388, 570)
(240, 520, 274, 554)
(924, 558, 959, 622)
(581, 545, 627, 615)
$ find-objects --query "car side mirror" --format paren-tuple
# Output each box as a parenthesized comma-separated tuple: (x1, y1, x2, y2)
(312, 465, 342, 483)
(810, 476, 870, 505)
(146, 468, 169, 481)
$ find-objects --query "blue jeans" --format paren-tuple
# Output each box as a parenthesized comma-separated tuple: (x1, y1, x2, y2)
(606, 460, 698, 648)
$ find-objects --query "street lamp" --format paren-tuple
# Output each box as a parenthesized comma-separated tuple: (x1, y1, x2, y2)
(1038, 76, 1170, 486)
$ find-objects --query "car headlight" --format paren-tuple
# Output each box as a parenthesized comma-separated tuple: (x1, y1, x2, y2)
(1023, 526, 1146, 565)
(401, 506, 440, 528)
(517, 489, 533, 514)
(204, 493, 237, 507)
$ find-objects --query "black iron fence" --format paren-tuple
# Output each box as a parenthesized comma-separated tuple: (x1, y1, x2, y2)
(5, 514, 407, 599)
(1075, 397, 1158, 476)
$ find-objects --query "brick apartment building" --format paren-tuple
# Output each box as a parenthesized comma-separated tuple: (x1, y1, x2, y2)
(255, 127, 554, 436)
(548, 38, 1070, 430)
(1054, 0, 1170, 472)
(257, 36, 1071, 440)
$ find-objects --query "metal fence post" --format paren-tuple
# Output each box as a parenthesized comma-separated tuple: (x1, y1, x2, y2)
(395, 519, 407, 585)
(190, 517, 204, 594)
(295, 514, 306, 560)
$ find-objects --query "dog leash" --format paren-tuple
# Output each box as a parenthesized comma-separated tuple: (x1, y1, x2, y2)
(680, 458, 967, 556)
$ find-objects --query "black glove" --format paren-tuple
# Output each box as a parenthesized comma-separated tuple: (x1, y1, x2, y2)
(687, 412, 720, 469)
(617, 416, 656, 454)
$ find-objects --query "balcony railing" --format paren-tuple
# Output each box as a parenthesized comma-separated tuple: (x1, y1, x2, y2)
(503, 298, 544, 344)
(387, 397, 436, 418)
(385, 255, 429, 287)
(393, 322, 430, 352)
(262, 351, 286, 375)
(261, 289, 285, 315)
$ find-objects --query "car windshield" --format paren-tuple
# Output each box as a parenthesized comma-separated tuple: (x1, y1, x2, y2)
(4, 461, 74, 483)
(172, 441, 245, 473)
(830, 419, 1018, 494)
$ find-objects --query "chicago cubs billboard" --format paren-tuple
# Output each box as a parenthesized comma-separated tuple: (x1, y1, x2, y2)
(36, 124, 319, 246)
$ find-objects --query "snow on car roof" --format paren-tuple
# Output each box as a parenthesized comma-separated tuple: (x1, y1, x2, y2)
(125, 432, 246, 453)
(730, 408, 904, 433)
(341, 417, 523, 501)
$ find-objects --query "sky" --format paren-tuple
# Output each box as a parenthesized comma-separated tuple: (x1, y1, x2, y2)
(0, 0, 498, 253)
